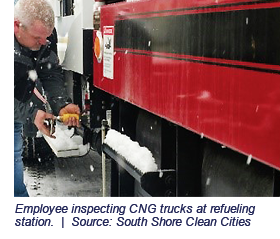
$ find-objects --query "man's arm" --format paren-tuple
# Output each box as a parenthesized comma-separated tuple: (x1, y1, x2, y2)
(38, 51, 80, 127)
(14, 97, 38, 123)
(38, 50, 71, 115)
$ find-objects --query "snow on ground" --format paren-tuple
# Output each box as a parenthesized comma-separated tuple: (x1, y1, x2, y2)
(104, 129, 158, 174)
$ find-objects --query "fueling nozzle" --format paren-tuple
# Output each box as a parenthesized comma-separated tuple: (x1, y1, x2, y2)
(56, 114, 80, 123)
(43, 118, 56, 135)
(43, 114, 80, 136)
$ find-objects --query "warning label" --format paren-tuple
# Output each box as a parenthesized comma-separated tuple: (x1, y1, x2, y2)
(103, 26, 114, 79)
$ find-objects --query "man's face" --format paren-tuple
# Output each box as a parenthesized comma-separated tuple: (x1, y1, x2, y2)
(15, 20, 53, 51)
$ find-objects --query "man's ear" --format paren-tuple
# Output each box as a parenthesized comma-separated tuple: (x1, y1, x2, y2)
(14, 20, 20, 34)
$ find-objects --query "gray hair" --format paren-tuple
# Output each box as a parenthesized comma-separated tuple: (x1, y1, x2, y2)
(14, 0, 54, 30)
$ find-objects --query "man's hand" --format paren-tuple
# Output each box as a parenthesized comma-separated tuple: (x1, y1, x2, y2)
(59, 104, 80, 127)
(34, 110, 56, 138)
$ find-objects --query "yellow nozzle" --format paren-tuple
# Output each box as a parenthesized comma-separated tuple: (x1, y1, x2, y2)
(58, 114, 79, 122)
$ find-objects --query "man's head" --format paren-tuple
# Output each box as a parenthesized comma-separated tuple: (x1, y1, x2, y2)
(14, 0, 54, 51)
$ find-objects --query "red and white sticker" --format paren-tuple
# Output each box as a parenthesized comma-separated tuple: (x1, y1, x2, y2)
(103, 26, 114, 79)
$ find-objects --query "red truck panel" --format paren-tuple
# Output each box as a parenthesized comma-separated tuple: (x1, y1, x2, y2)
(94, 0, 280, 170)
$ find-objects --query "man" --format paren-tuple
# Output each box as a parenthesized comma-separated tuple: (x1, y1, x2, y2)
(14, 0, 80, 197)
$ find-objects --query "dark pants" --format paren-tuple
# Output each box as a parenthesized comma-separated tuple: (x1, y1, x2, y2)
(14, 122, 29, 197)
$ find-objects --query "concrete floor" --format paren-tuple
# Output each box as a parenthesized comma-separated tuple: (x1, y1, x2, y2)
(23, 138, 111, 197)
